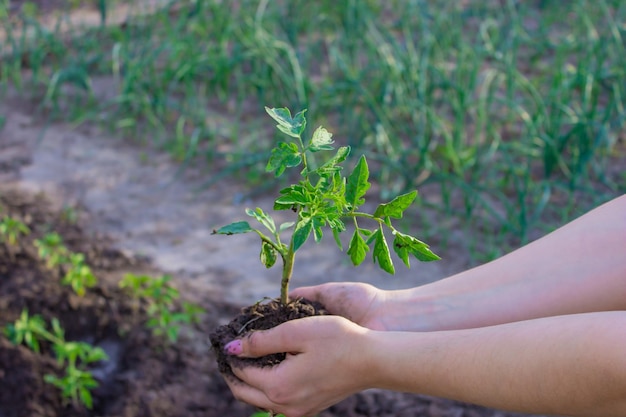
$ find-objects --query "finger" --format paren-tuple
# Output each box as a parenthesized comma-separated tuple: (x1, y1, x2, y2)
(231, 357, 286, 389)
(225, 320, 303, 358)
(224, 372, 274, 411)
(289, 285, 321, 302)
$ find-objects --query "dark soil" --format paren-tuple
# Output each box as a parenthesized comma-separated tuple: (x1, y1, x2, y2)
(0, 186, 543, 417)
(0, 187, 255, 417)
(210, 298, 329, 376)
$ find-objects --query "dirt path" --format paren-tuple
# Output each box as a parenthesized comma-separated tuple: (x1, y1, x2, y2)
(0, 90, 469, 308)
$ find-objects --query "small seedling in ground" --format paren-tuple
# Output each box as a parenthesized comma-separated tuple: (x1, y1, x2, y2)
(214, 107, 440, 306)
(119, 273, 205, 343)
(62, 253, 97, 297)
(4, 309, 108, 409)
(45, 340, 107, 409)
(0, 216, 30, 247)
(34, 232, 98, 296)
(0, 216, 30, 261)
(34, 232, 69, 269)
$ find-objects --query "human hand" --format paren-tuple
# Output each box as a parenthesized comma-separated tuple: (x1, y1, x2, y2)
(223, 315, 375, 417)
(290, 282, 388, 330)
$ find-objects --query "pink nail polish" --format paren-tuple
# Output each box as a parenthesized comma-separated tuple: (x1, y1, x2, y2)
(224, 340, 243, 356)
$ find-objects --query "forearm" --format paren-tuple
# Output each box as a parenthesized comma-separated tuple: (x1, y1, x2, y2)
(367, 311, 626, 417)
(378, 195, 626, 331)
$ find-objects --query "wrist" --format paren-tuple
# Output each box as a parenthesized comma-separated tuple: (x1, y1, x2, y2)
(375, 288, 448, 332)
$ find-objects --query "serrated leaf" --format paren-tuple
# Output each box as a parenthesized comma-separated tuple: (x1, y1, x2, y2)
(372, 229, 395, 274)
(393, 231, 441, 266)
(213, 221, 253, 235)
(274, 190, 309, 205)
(273, 201, 294, 211)
(309, 126, 334, 152)
(373, 191, 418, 219)
(332, 227, 343, 251)
(246, 207, 276, 234)
(346, 155, 370, 208)
(292, 217, 313, 252)
(347, 229, 369, 266)
(260, 241, 277, 268)
(266, 142, 302, 177)
(316, 146, 350, 176)
(265, 107, 307, 138)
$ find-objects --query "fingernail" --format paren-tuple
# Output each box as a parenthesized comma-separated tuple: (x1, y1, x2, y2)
(224, 340, 243, 356)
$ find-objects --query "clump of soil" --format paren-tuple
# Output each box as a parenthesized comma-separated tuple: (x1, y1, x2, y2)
(210, 298, 329, 376)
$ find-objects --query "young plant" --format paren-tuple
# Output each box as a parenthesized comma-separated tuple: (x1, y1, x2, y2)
(62, 253, 97, 297)
(34, 232, 69, 269)
(4, 309, 108, 409)
(214, 107, 440, 305)
(0, 216, 31, 246)
(119, 273, 205, 343)
(33, 232, 98, 296)
(45, 341, 108, 409)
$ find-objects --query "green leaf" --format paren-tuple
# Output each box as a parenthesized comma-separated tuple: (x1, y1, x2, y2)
(279, 222, 295, 232)
(309, 126, 334, 152)
(274, 185, 310, 206)
(292, 218, 312, 252)
(312, 216, 325, 243)
(79, 386, 94, 409)
(85, 346, 108, 363)
(266, 142, 303, 177)
(260, 241, 277, 268)
(373, 191, 418, 219)
(265, 107, 307, 138)
(273, 200, 294, 211)
(372, 229, 395, 274)
(346, 155, 370, 208)
(346, 229, 368, 266)
(213, 221, 253, 235)
(393, 231, 441, 266)
(332, 227, 343, 251)
(316, 146, 350, 176)
(246, 207, 276, 234)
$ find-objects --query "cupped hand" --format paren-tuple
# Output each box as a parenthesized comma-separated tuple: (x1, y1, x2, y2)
(223, 315, 375, 417)
(290, 282, 388, 330)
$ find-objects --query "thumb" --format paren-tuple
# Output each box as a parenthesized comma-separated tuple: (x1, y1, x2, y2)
(290, 285, 322, 303)
(224, 320, 302, 358)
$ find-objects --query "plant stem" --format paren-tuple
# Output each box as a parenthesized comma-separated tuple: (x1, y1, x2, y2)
(280, 243, 295, 305)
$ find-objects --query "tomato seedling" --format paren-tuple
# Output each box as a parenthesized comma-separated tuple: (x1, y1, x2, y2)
(214, 107, 440, 305)
(34, 232, 69, 269)
(4, 309, 107, 410)
(0, 216, 30, 246)
(62, 253, 97, 297)
(119, 273, 205, 343)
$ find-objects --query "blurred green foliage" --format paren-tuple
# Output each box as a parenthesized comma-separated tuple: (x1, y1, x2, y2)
(1, 0, 624, 257)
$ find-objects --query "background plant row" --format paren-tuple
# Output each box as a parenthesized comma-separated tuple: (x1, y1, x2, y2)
(0, 0, 624, 261)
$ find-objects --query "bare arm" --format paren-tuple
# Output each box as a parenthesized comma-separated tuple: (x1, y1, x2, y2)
(228, 311, 626, 417)
(371, 311, 626, 417)
(295, 195, 626, 331)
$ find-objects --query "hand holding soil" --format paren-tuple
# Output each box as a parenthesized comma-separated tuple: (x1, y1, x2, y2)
(289, 283, 388, 330)
(225, 315, 372, 417)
